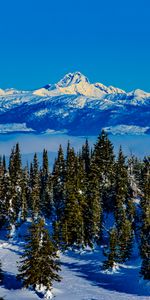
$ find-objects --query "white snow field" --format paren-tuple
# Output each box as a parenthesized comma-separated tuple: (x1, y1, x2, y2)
(0, 224, 149, 300)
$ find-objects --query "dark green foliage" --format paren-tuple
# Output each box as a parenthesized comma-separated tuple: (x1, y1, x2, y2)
(82, 139, 91, 175)
(61, 145, 84, 247)
(52, 145, 65, 222)
(0, 157, 7, 227)
(84, 162, 102, 245)
(140, 157, 150, 280)
(140, 257, 150, 280)
(40, 149, 53, 218)
(103, 228, 118, 270)
(17, 219, 61, 290)
(0, 134, 149, 281)
(117, 216, 133, 262)
(0, 260, 3, 284)
(114, 147, 128, 224)
(92, 130, 115, 211)
(20, 167, 29, 222)
(7, 143, 23, 223)
(30, 153, 40, 219)
(114, 148, 133, 262)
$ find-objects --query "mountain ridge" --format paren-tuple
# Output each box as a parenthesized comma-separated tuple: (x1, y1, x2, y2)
(0, 72, 150, 135)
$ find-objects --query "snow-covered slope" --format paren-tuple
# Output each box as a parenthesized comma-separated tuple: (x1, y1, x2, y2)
(0, 72, 150, 135)
(0, 222, 149, 300)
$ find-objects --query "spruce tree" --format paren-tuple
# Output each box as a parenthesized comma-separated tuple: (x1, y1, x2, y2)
(1, 171, 16, 235)
(2, 155, 6, 174)
(52, 145, 65, 222)
(114, 147, 128, 224)
(82, 139, 90, 175)
(114, 147, 133, 262)
(0, 157, 6, 227)
(40, 149, 53, 218)
(20, 167, 29, 222)
(92, 130, 115, 211)
(117, 215, 133, 262)
(40, 173, 53, 218)
(84, 161, 102, 246)
(140, 157, 150, 280)
(17, 219, 61, 293)
(42, 149, 49, 176)
(0, 260, 3, 284)
(8, 143, 23, 222)
(103, 227, 119, 270)
(61, 145, 84, 248)
(30, 153, 40, 219)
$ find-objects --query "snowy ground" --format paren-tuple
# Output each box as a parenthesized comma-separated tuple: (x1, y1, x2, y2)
(0, 225, 149, 300)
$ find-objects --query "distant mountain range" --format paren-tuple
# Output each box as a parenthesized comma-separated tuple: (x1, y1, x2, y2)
(0, 72, 150, 135)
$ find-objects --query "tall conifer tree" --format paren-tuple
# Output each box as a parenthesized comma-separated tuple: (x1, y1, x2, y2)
(17, 219, 61, 293)
(140, 157, 150, 279)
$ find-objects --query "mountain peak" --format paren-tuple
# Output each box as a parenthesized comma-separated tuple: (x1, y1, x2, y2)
(57, 72, 89, 87)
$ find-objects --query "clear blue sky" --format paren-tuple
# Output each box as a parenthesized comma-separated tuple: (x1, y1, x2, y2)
(0, 0, 149, 92)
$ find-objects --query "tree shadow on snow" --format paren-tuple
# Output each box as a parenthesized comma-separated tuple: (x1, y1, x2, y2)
(2, 271, 22, 290)
(62, 252, 149, 297)
(1, 245, 23, 256)
(2, 271, 45, 299)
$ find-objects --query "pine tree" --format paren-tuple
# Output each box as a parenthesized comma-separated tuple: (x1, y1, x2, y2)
(8, 143, 23, 222)
(20, 167, 29, 222)
(52, 145, 65, 222)
(17, 219, 61, 293)
(140, 157, 150, 280)
(114, 147, 133, 262)
(82, 139, 90, 175)
(42, 148, 49, 176)
(40, 149, 53, 218)
(0, 157, 6, 227)
(40, 173, 53, 218)
(0, 260, 3, 284)
(30, 153, 40, 219)
(117, 215, 133, 262)
(114, 147, 128, 224)
(61, 145, 84, 248)
(83, 132, 115, 245)
(92, 130, 115, 211)
(103, 227, 119, 270)
(53, 220, 61, 247)
(84, 161, 102, 246)
(1, 170, 16, 235)
(2, 155, 6, 174)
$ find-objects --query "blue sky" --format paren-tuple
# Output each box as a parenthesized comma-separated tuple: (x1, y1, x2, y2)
(0, 0, 149, 92)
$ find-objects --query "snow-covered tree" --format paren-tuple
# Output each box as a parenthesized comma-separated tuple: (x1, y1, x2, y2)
(17, 219, 61, 294)
(140, 157, 150, 280)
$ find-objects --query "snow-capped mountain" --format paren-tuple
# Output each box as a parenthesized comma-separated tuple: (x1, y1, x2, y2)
(0, 72, 150, 135)
(33, 72, 126, 98)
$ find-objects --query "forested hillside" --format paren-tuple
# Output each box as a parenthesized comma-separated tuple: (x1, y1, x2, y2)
(0, 131, 149, 299)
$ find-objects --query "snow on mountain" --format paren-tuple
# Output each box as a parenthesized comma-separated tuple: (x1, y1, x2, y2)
(57, 71, 89, 87)
(0, 123, 35, 134)
(0, 88, 20, 96)
(94, 82, 125, 95)
(0, 72, 150, 135)
(34, 72, 126, 98)
(104, 125, 150, 135)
